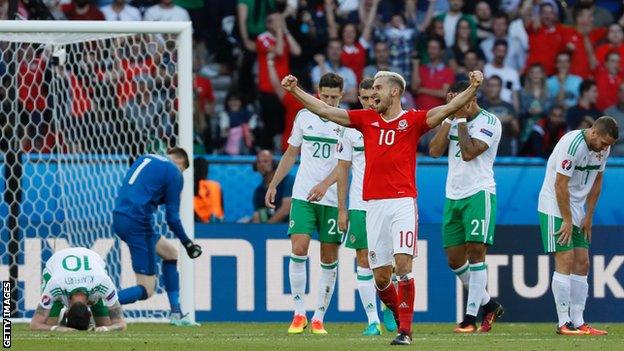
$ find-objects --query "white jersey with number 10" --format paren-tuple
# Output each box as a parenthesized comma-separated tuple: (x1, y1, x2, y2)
(40, 247, 118, 310)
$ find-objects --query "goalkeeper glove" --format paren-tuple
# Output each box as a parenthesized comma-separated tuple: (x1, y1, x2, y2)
(184, 241, 202, 259)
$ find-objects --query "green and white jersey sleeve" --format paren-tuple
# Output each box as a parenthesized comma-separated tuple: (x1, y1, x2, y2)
(446, 109, 501, 200)
(336, 127, 366, 211)
(40, 247, 118, 309)
(538, 130, 610, 226)
(288, 109, 341, 207)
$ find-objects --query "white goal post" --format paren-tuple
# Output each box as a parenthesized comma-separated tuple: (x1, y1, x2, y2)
(0, 21, 195, 322)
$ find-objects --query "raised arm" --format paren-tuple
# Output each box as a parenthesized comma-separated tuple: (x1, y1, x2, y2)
(281, 75, 351, 126)
(428, 119, 453, 158)
(325, 0, 339, 40)
(360, 0, 379, 43)
(425, 71, 483, 128)
(237, 3, 256, 52)
(267, 52, 285, 99)
(456, 121, 489, 161)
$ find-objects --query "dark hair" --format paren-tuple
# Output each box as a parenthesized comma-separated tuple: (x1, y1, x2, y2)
(319, 72, 344, 90)
(550, 104, 566, 114)
(340, 22, 359, 40)
(579, 79, 596, 96)
(359, 78, 374, 90)
(488, 75, 503, 85)
(194, 157, 208, 195)
(594, 116, 620, 139)
(493, 13, 509, 23)
(224, 90, 243, 112)
(572, 4, 592, 23)
(464, 49, 480, 58)
(448, 80, 471, 94)
(493, 38, 508, 49)
(66, 302, 91, 331)
(427, 36, 446, 50)
(167, 147, 190, 170)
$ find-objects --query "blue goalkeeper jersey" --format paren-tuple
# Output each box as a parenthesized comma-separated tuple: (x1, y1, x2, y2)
(113, 154, 190, 244)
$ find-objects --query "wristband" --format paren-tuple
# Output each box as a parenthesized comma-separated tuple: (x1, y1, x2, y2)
(51, 325, 58, 331)
(456, 118, 467, 124)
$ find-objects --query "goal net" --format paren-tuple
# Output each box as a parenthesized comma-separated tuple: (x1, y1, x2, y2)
(0, 21, 195, 321)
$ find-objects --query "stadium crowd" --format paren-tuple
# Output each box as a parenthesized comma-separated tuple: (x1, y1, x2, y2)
(5, 0, 624, 157)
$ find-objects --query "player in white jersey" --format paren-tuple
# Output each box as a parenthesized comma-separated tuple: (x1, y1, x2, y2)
(30, 247, 126, 332)
(334, 78, 383, 336)
(537, 116, 618, 335)
(429, 81, 504, 333)
(266, 73, 344, 334)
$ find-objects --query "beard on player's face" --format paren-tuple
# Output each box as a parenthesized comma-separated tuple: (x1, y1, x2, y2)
(373, 90, 391, 114)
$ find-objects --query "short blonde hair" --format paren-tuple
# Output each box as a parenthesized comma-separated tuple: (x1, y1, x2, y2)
(374, 71, 406, 94)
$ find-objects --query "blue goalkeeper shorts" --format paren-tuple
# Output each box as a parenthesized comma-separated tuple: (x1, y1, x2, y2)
(113, 213, 160, 275)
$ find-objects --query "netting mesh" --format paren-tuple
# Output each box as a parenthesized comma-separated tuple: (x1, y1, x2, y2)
(0, 31, 182, 319)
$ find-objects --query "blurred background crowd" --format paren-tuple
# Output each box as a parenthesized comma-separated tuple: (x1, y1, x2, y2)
(5, 0, 624, 223)
(7, 0, 624, 158)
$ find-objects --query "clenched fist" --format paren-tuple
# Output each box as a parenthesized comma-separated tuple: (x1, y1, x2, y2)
(469, 71, 484, 87)
(281, 75, 298, 92)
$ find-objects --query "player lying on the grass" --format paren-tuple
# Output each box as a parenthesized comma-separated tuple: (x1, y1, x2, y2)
(335, 78, 383, 336)
(266, 72, 344, 335)
(537, 116, 617, 335)
(113, 147, 202, 326)
(281, 70, 484, 345)
(30, 247, 126, 332)
(429, 80, 504, 333)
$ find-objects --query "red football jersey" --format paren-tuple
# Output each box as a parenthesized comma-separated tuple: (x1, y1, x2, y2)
(348, 109, 430, 200)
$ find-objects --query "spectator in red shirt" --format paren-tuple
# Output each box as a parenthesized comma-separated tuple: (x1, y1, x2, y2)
(595, 24, 624, 70)
(595, 51, 624, 111)
(563, 5, 605, 79)
(267, 51, 304, 153)
(326, 0, 378, 84)
(521, 104, 567, 158)
(522, 1, 566, 76)
(62, 0, 105, 20)
(255, 10, 302, 150)
(411, 36, 455, 110)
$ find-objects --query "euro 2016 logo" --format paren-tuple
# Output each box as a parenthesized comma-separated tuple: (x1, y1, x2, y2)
(561, 159, 572, 171)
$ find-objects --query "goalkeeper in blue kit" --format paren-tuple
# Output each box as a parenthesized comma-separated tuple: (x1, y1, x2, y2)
(113, 148, 202, 326)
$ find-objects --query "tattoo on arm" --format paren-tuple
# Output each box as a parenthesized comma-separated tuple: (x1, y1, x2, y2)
(457, 123, 488, 160)
(109, 303, 123, 320)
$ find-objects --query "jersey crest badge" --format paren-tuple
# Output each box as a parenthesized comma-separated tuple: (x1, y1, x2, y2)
(398, 119, 408, 130)
(561, 159, 572, 171)
(307, 125, 313, 130)
(333, 127, 342, 135)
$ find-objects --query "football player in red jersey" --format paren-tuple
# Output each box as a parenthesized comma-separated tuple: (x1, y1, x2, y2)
(281, 70, 483, 345)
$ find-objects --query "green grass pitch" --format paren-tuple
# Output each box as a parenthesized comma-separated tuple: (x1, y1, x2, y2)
(12, 323, 624, 350)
